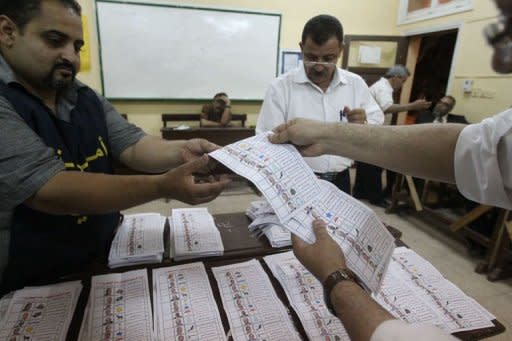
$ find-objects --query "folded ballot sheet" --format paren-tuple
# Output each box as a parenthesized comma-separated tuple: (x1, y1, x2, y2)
(0, 281, 82, 341)
(171, 207, 224, 261)
(246, 200, 291, 248)
(210, 132, 395, 292)
(78, 269, 154, 341)
(108, 213, 166, 268)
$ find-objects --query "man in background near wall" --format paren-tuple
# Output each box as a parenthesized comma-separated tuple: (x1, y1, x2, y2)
(200, 92, 232, 127)
(0, 0, 230, 294)
(256, 14, 384, 194)
(353, 65, 431, 206)
(416, 95, 468, 124)
(269, 0, 512, 339)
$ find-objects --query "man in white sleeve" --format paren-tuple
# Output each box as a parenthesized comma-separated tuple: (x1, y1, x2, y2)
(269, 0, 512, 339)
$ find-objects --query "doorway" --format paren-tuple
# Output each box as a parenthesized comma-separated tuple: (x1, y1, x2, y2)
(405, 29, 458, 123)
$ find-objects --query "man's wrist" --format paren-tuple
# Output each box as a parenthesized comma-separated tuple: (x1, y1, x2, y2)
(323, 268, 355, 312)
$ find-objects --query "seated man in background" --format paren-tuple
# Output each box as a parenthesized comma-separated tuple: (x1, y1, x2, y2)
(416, 95, 468, 124)
(0, 0, 230, 294)
(200, 92, 232, 127)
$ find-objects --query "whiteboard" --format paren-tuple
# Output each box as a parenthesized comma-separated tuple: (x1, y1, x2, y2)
(96, 1, 281, 100)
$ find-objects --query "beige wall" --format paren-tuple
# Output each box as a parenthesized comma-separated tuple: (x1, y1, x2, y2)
(78, 0, 507, 132)
(76, 0, 400, 135)
(397, 0, 508, 123)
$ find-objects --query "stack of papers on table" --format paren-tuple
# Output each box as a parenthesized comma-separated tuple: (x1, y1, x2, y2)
(79, 269, 154, 341)
(171, 207, 224, 261)
(0, 281, 82, 341)
(246, 200, 291, 248)
(108, 213, 166, 268)
(152, 263, 226, 341)
(212, 259, 302, 340)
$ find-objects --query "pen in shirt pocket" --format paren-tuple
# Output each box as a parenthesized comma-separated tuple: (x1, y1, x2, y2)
(339, 107, 347, 121)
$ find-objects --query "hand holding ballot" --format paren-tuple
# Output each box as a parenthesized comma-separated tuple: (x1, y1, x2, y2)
(291, 219, 347, 283)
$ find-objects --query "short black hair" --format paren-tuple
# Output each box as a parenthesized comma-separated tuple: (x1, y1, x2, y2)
(0, 0, 81, 31)
(213, 92, 228, 99)
(301, 14, 343, 45)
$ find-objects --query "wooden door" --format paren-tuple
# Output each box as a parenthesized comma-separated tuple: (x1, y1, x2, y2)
(341, 35, 408, 124)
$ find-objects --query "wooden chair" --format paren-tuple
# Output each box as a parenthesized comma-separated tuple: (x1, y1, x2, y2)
(230, 113, 247, 127)
(161, 113, 201, 128)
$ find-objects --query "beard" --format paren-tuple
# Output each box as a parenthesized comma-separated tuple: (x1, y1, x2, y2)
(42, 62, 77, 91)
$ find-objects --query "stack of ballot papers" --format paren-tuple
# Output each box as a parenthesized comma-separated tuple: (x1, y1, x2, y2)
(210, 132, 395, 292)
(78, 269, 154, 341)
(171, 207, 224, 261)
(246, 200, 291, 248)
(108, 213, 166, 268)
(152, 263, 226, 340)
(212, 259, 302, 340)
(0, 281, 82, 341)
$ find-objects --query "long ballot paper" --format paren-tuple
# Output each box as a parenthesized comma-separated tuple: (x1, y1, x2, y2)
(153, 263, 226, 341)
(0, 281, 82, 341)
(79, 269, 154, 341)
(264, 251, 350, 340)
(373, 247, 495, 333)
(212, 259, 301, 341)
(210, 132, 395, 291)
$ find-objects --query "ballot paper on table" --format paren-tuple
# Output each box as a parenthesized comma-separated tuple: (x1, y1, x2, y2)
(212, 259, 302, 341)
(171, 207, 224, 261)
(0, 281, 82, 341)
(210, 132, 395, 292)
(108, 213, 166, 268)
(372, 247, 495, 333)
(246, 200, 291, 248)
(78, 269, 154, 341)
(264, 251, 350, 340)
(152, 263, 226, 341)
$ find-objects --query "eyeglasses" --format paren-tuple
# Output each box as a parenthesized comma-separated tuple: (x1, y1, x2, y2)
(214, 99, 227, 105)
(303, 61, 337, 67)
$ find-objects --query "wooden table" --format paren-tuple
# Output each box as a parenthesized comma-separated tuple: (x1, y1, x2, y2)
(59, 213, 504, 340)
(161, 127, 255, 146)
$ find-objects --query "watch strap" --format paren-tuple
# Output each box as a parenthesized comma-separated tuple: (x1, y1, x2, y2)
(323, 268, 355, 313)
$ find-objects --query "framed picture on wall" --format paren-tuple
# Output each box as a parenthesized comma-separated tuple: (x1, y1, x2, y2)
(398, 0, 473, 24)
(280, 50, 303, 74)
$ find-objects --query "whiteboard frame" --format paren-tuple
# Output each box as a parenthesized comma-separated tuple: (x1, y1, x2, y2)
(95, 0, 282, 101)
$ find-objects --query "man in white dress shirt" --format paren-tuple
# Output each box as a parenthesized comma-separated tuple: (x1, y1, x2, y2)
(354, 65, 431, 205)
(256, 14, 384, 194)
(268, 0, 512, 339)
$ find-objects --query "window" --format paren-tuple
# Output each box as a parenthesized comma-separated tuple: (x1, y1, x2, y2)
(398, 0, 473, 24)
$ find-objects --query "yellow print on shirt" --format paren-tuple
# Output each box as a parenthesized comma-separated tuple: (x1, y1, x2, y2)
(58, 136, 109, 171)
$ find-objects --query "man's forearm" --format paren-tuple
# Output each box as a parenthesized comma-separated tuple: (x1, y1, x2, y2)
(321, 123, 464, 183)
(331, 281, 394, 341)
(385, 103, 409, 113)
(119, 136, 186, 173)
(26, 171, 164, 215)
(200, 118, 221, 127)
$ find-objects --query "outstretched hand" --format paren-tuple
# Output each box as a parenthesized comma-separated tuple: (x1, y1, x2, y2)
(269, 118, 329, 157)
(181, 138, 220, 173)
(160, 154, 231, 205)
(292, 219, 347, 282)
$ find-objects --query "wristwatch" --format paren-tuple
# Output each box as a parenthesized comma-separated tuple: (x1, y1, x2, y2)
(323, 268, 355, 313)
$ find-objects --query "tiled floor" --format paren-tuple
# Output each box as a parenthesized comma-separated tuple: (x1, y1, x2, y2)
(123, 181, 512, 340)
